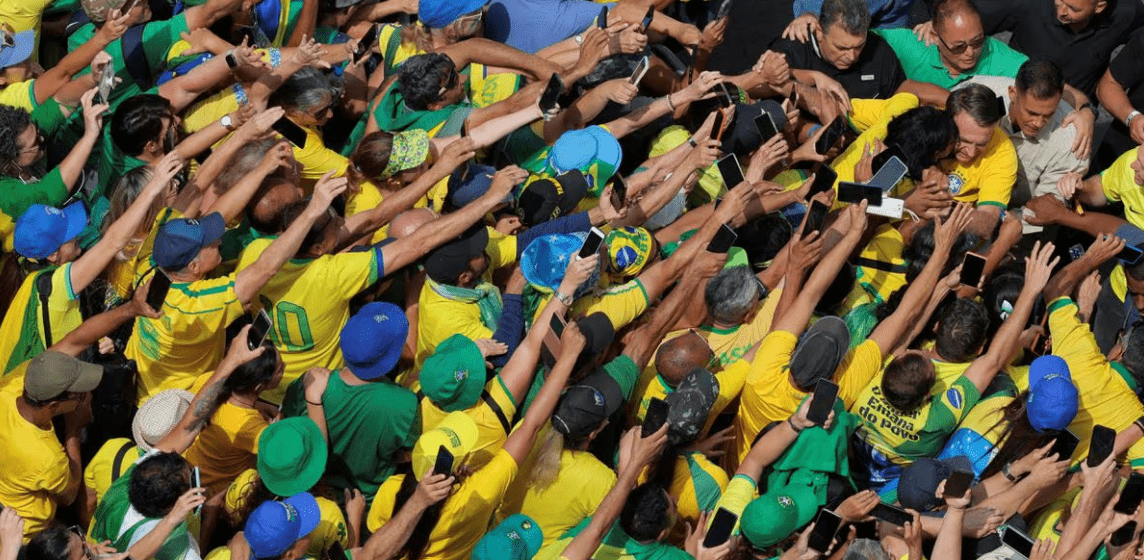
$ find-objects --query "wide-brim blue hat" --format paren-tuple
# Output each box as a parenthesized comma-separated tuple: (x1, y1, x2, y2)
(420, 0, 487, 28)
(0, 30, 35, 69)
(14, 202, 88, 260)
(340, 302, 408, 380)
(520, 232, 600, 298)
(246, 492, 321, 559)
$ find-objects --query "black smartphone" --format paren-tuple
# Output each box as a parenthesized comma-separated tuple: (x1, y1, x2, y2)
(271, 115, 308, 148)
(433, 445, 454, 476)
(717, 83, 734, 108)
(943, 470, 973, 499)
(806, 379, 838, 427)
(871, 503, 912, 526)
(1111, 520, 1138, 547)
(1001, 526, 1034, 558)
(868, 155, 908, 192)
(225, 52, 238, 69)
(578, 227, 606, 260)
(711, 109, 726, 141)
(1048, 429, 1080, 463)
(639, 6, 655, 32)
(754, 112, 778, 142)
(1118, 243, 1144, 266)
(248, 309, 272, 351)
(460, 118, 469, 138)
(808, 164, 837, 197)
(805, 200, 830, 236)
(870, 144, 902, 174)
(707, 223, 738, 254)
(717, 154, 745, 188)
(814, 117, 845, 155)
(716, 0, 733, 19)
(837, 181, 883, 206)
(146, 271, 172, 311)
(550, 313, 566, 338)
(1116, 472, 1144, 514)
(539, 73, 564, 114)
(1088, 425, 1117, 467)
(995, 96, 1007, 119)
(192, 466, 202, 514)
(703, 508, 738, 548)
(610, 174, 627, 209)
(326, 542, 349, 560)
(630, 55, 650, 86)
(597, 5, 608, 28)
(958, 252, 986, 288)
(808, 509, 842, 553)
(355, 25, 379, 64)
(642, 397, 670, 437)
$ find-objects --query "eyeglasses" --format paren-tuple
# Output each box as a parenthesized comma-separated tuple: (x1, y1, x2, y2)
(935, 32, 985, 55)
(68, 526, 96, 560)
(437, 67, 460, 97)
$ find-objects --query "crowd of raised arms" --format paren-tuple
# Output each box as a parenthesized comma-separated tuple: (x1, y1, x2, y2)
(7, 0, 1144, 559)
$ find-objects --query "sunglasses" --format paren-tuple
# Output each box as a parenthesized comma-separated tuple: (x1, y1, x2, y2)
(437, 67, 460, 97)
(935, 33, 985, 55)
(68, 526, 96, 560)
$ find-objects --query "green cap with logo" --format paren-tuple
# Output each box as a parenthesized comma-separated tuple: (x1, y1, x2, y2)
(472, 514, 544, 560)
(420, 334, 486, 412)
(740, 481, 820, 548)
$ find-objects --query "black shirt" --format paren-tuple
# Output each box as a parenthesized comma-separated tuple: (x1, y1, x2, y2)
(708, 0, 790, 74)
(1109, 27, 1144, 111)
(772, 32, 906, 100)
(979, 0, 1144, 99)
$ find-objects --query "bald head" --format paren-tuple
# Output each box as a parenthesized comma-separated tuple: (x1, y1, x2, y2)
(249, 178, 303, 235)
(654, 332, 715, 387)
(389, 208, 437, 240)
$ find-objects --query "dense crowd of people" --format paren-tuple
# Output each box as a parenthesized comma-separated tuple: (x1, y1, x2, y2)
(3, 0, 1144, 559)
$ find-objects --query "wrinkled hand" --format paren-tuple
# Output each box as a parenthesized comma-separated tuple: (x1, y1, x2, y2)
(913, 21, 935, 46)
(608, 23, 648, 55)
(1084, 232, 1126, 265)
(755, 50, 791, 89)
(1077, 271, 1102, 318)
(782, 13, 821, 43)
(933, 202, 974, 255)
(904, 168, 954, 219)
(698, 16, 728, 53)
(412, 472, 454, 509)
(1056, 171, 1083, 200)
(1024, 193, 1070, 226)
(714, 182, 751, 222)
(936, 479, 972, 510)
(311, 171, 349, 211)
(438, 136, 477, 171)
(98, 9, 132, 41)
(690, 137, 722, 171)
(559, 320, 587, 358)
(576, 27, 610, 74)
(618, 424, 669, 474)
(148, 152, 186, 195)
(811, 72, 851, 115)
(790, 229, 825, 271)
(747, 134, 790, 181)
(681, 70, 724, 104)
(475, 338, 509, 359)
(1062, 108, 1095, 161)
(836, 490, 879, 522)
(1029, 538, 1056, 560)
(225, 325, 268, 365)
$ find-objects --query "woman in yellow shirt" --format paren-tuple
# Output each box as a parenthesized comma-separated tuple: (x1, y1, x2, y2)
(183, 340, 284, 496)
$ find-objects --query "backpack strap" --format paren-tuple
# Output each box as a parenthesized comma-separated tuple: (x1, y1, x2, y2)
(110, 441, 136, 482)
(65, 11, 92, 39)
(121, 25, 154, 91)
(481, 390, 511, 435)
(35, 271, 54, 348)
(855, 257, 908, 275)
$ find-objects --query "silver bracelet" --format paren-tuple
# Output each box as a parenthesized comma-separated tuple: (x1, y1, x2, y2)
(665, 93, 676, 112)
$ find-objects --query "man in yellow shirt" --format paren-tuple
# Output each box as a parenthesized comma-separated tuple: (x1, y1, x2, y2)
(941, 84, 1019, 237)
(0, 351, 101, 540)
(126, 176, 345, 404)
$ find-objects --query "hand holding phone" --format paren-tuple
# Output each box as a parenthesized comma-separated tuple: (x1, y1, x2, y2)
(804, 200, 830, 235)
(248, 309, 272, 350)
(814, 117, 845, 155)
(806, 379, 838, 426)
(433, 445, 454, 476)
(717, 154, 745, 188)
(539, 74, 564, 115)
(1087, 425, 1116, 467)
(578, 227, 606, 260)
(642, 398, 670, 437)
(271, 115, 308, 148)
(707, 224, 738, 254)
(146, 271, 172, 311)
(943, 470, 973, 499)
(754, 112, 778, 142)
(958, 253, 986, 288)
(703, 508, 738, 548)
(807, 510, 842, 552)
(354, 25, 379, 64)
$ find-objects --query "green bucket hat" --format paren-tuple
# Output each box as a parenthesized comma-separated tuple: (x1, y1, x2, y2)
(421, 334, 486, 412)
(256, 417, 328, 497)
(740, 480, 820, 549)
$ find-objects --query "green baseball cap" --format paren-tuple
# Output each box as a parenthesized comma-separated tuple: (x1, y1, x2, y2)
(740, 481, 820, 549)
(421, 334, 486, 412)
(256, 417, 328, 497)
(472, 514, 544, 560)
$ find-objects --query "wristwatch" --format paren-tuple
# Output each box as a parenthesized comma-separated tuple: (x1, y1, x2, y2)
(1128, 110, 1141, 128)
(1079, 102, 1097, 116)
(554, 291, 574, 306)
(574, 34, 584, 45)
(1001, 462, 1021, 483)
(220, 115, 236, 131)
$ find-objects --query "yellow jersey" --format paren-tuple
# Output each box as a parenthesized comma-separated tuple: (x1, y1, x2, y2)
(224, 469, 349, 558)
(518, 448, 616, 545)
(0, 392, 70, 540)
(183, 374, 266, 495)
(419, 376, 517, 471)
(0, 263, 82, 374)
(939, 127, 1017, 209)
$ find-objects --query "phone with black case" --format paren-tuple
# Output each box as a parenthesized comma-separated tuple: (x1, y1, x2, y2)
(837, 182, 882, 206)
(1087, 425, 1116, 467)
(807, 164, 837, 197)
(871, 503, 912, 526)
(808, 509, 842, 552)
(639, 6, 655, 32)
(1048, 429, 1080, 462)
(597, 5, 608, 28)
(815, 117, 845, 155)
(707, 224, 738, 254)
(1115, 472, 1144, 514)
(642, 397, 670, 437)
(804, 200, 830, 236)
(433, 445, 454, 476)
(146, 271, 172, 311)
(958, 253, 986, 288)
(754, 112, 778, 142)
(717, 154, 745, 188)
(1118, 244, 1144, 266)
(703, 508, 738, 548)
(539, 74, 564, 114)
(1001, 526, 1034, 558)
(943, 470, 973, 499)
(354, 25, 379, 64)
(806, 379, 838, 427)
(610, 174, 627, 209)
(272, 115, 308, 148)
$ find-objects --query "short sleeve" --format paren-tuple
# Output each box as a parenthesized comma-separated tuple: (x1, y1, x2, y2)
(333, 249, 381, 293)
(576, 279, 650, 330)
(603, 354, 641, 398)
(1046, 298, 1112, 379)
(36, 449, 71, 495)
(974, 132, 1018, 208)
(487, 374, 520, 421)
(1102, 148, 1138, 203)
(469, 449, 519, 504)
(1110, 29, 1144, 92)
(747, 330, 798, 383)
(836, 339, 884, 406)
(709, 475, 757, 534)
(293, 129, 350, 179)
(486, 229, 518, 269)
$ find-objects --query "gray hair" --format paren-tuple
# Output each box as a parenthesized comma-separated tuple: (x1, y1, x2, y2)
(268, 67, 336, 115)
(215, 138, 281, 193)
(704, 265, 762, 325)
(842, 539, 891, 560)
(820, 0, 870, 35)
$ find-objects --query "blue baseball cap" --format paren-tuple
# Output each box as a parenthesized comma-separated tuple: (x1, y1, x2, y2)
(339, 302, 408, 380)
(419, 0, 487, 28)
(14, 202, 88, 260)
(1027, 355, 1079, 433)
(473, 514, 544, 560)
(153, 213, 225, 270)
(0, 28, 35, 69)
(245, 493, 321, 559)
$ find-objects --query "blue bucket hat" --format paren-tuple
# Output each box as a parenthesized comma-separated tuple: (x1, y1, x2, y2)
(153, 212, 225, 270)
(420, 0, 487, 28)
(14, 202, 88, 260)
(1027, 355, 1079, 433)
(520, 232, 600, 297)
(245, 493, 321, 559)
(339, 302, 409, 380)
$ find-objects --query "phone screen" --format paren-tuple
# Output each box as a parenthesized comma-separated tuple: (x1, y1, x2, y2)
(707, 224, 738, 254)
(271, 116, 308, 148)
(808, 509, 842, 552)
(806, 379, 838, 426)
(610, 175, 627, 209)
(805, 200, 830, 235)
(837, 182, 883, 206)
(578, 228, 606, 260)
(1116, 473, 1144, 514)
(808, 164, 837, 197)
(1111, 521, 1139, 547)
(630, 56, 650, 86)
(868, 156, 908, 192)
(943, 470, 973, 499)
(97, 64, 115, 106)
(959, 253, 986, 288)
(995, 96, 1008, 119)
(716, 0, 733, 19)
(640, 6, 655, 31)
(717, 154, 745, 188)
(549, 313, 566, 338)
(871, 503, 912, 526)
(703, 508, 738, 548)
(1048, 429, 1080, 463)
(248, 309, 272, 351)
(433, 445, 454, 476)
(539, 74, 564, 114)
(146, 271, 172, 311)
(642, 397, 670, 437)
(1088, 425, 1116, 467)
(598, 5, 608, 28)
(717, 83, 734, 108)
(815, 117, 845, 155)
(711, 109, 726, 141)
(754, 112, 778, 142)
(192, 467, 202, 514)
(1001, 527, 1034, 558)
(1117, 244, 1144, 266)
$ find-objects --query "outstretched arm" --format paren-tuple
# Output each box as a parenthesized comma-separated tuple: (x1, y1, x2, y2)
(51, 276, 162, 356)
(351, 473, 452, 560)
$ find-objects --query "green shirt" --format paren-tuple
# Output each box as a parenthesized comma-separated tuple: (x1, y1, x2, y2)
(541, 517, 692, 560)
(67, 13, 190, 109)
(281, 370, 421, 501)
(873, 28, 1027, 89)
(0, 99, 70, 220)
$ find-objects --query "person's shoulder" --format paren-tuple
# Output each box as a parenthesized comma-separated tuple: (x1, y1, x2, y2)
(871, 27, 918, 45)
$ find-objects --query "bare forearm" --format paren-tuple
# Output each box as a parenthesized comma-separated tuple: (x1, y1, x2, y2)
(248, 59, 306, 108)
(931, 508, 964, 560)
(356, 501, 426, 560)
(57, 130, 100, 191)
(160, 57, 236, 112)
(561, 467, 641, 560)
(737, 422, 799, 480)
(236, 205, 323, 302)
(286, 0, 318, 47)
(205, 166, 273, 223)
(52, 304, 136, 356)
(1098, 72, 1136, 124)
(897, 80, 949, 107)
(605, 94, 675, 139)
(176, 121, 230, 162)
(36, 34, 112, 104)
(1062, 84, 1090, 111)
(1046, 253, 1106, 302)
(382, 196, 497, 271)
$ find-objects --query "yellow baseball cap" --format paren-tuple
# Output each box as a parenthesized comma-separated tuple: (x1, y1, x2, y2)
(411, 411, 479, 480)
